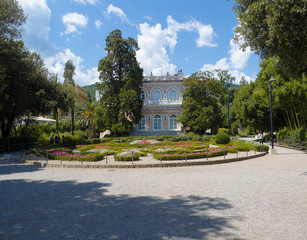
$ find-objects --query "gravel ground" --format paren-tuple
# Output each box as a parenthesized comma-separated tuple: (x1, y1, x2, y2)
(0, 145, 306, 240)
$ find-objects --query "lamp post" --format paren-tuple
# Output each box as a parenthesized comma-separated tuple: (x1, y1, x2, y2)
(269, 74, 275, 150)
(227, 101, 230, 134)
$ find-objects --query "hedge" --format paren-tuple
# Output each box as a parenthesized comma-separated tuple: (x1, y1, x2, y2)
(153, 149, 225, 161)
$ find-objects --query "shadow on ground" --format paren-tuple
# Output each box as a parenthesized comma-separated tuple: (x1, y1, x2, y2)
(0, 160, 41, 175)
(0, 178, 244, 240)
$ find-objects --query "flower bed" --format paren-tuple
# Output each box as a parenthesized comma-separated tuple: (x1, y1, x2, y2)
(40, 149, 105, 162)
(153, 148, 225, 160)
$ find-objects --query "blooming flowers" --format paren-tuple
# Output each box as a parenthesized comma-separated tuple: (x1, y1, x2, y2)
(41, 149, 94, 158)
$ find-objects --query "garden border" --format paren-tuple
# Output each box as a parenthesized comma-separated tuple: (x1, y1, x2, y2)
(24, 152, 267, 169)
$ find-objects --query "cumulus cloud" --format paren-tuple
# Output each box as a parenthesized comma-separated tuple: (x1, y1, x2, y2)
(200, 39, 254, 83)
(229, 39, 251, 69)
(17, 0, 57, 56)
(136, 16, 217, 76)
(72, 0, 98, 5)
(45, 49, 99, 86)
(61, 12, 88, 35)
(107, 4, 128, 23)
(95, 20, 102, 29)
(17, 0, 99, 86)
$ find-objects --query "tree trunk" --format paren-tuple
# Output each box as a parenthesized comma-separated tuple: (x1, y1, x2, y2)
(88, 120, 92, 139)
(71, 107, 74, 136)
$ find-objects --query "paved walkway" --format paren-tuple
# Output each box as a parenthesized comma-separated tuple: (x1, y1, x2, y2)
(0, 145, 306, 239)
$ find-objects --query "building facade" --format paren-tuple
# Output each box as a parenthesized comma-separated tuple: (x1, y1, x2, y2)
(95, 73, 185, 136)
(131, 72, 184, 136)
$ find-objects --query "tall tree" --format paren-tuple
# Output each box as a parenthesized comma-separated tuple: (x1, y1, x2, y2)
(97, 29, 143, 136)
(232, 0, 307, 78)
(178, 71, 223, 134)
(0, 0, 26, 39)
(63, 60, 76, 135)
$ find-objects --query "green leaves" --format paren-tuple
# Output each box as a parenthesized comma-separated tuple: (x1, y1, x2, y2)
(97, 29, 143, 136)
(179, 71, 223, 134)
(233, 0, 307, 78)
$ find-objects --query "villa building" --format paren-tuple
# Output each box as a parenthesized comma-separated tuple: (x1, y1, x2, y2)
(130, 71, 185, 136)
(96, 72, 185, 136)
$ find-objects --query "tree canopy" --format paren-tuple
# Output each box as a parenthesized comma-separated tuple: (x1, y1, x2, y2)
(232, 0, 307, 77)
(0, 0, 26, 39)
(96, 29, 143, 135)
(178, 71, 223, 134)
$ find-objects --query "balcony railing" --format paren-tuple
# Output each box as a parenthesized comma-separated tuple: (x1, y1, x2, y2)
(143, 98, 182, 105)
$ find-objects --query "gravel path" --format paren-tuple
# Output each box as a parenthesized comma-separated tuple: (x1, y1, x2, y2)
(0, 145, 306, 240)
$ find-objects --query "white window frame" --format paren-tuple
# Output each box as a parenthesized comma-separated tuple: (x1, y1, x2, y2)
(153, 89, 162, 100)
(169, 89, 178, 101)
(169, 114, 178, 130)
(137, 115, 146, 131)
(153, 115, 162, 130)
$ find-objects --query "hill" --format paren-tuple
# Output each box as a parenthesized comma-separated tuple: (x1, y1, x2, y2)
(83, 84, 97, 102)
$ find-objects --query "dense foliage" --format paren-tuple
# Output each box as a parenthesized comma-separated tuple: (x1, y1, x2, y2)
(232, 0, 307, 78)
(179, 71, 223, 134)
(96, 29, 143, 136)
(215, 133, 230, 144)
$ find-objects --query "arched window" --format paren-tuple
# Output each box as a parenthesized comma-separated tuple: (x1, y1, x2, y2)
(141, 90, 146, 101)
(169, 114, 178, 130)
(153, 115, 162, 130)
(153, 89, 162, 100)
(169, 89, 178, 101)
(137, 115, 146, 130)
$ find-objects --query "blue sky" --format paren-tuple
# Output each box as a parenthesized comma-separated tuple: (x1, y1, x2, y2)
(17, 0, 260, 86)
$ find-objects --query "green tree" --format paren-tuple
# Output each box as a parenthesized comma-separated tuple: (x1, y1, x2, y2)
(232, 0, 307, 78)
(96, 29, 143, 135)
(63, 60, 76, 135)
(75, 102, 97, 139)
(0, 0, 26, 39)
(178, 71, 223, 134)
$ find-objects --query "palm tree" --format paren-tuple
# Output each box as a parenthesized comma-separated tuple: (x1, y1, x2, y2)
(75, 102, 96, 139)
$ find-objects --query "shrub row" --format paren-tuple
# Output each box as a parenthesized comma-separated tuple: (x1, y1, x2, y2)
(153, 149, 225, 161)
(114, 153, 142, 161)
(45, 153, 105, 162)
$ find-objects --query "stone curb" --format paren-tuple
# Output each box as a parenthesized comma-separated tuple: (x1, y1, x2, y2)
(24, 152, 268, 169)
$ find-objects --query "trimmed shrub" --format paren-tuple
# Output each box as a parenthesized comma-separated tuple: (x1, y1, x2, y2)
(153, 148, 225, 161)
(114, 153, 140, 161)
(215, 133, 230, 144)
(193, 135, 202, 141)
(90, 138, 101, 144)
(218, 128, 229, 134)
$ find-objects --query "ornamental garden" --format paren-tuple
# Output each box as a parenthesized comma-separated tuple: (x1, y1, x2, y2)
(33, 133, 268, 163)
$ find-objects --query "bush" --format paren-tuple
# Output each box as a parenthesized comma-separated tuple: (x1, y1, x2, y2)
(193, 135, 202, 141)
(215, 133, 230, 144)
(90, 138, 101, 144)
(114, 153, 140, 161)
(218, 128, 229, 134)
(277, 127, 306, 142)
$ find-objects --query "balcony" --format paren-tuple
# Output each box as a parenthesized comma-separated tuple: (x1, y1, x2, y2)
(143, 98, 182, 105)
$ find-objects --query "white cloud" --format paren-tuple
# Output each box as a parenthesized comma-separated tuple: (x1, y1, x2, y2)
(136, 16, 217, 76)
(201, 58, 253, 83)
(229, 39, 251, 69)
(61, 12, 88, 35)
(45, 49, 99, 86)
(144, 16, 152, 21)
(17, 0, 56, 55)
(17, 0, 99, 86)
(201, 58, 230, 72)
(72, 0, 98, 5)
(107, 4, 128, 23)
(200, 39, 254, 83)
(95, 20, 102, 29)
